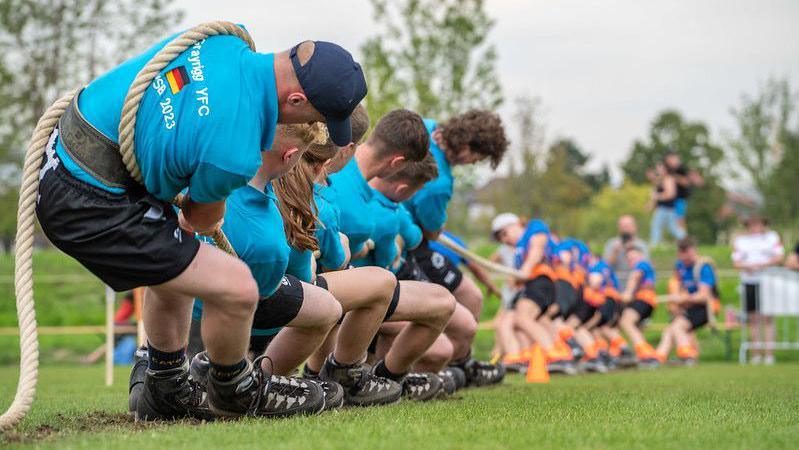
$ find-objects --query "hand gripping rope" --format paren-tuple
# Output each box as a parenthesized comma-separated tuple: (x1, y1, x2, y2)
(1, 21, 251, 431)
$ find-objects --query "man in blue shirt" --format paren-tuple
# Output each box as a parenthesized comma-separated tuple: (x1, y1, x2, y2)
(401, 111, 509, 385)
(36, 28, 368, 422)
(329, 109, 430, 257)
(655, 237, 719, 364)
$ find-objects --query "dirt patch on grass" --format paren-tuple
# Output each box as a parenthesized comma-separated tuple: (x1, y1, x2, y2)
(2, 411, 204, 445)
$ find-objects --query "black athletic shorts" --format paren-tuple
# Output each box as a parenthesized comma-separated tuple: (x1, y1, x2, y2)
(252, 274, 304, 333)
(598, 298, 617, 327)
(627, 299, 654, 324)
(410, 241, 463, 292)
(574, 299, 597, 325)
(555, 280, 579, 319)
(683, 304, 708, 331)
(514, 276, 556, 315)
(744, 283, 760, 313)
(395, 257, 430, 282)
(36, 139, 199, 291)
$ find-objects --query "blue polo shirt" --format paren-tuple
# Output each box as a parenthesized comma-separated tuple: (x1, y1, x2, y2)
(286, 248, 313, 283)
(329, 159, 374, 255)
(633, 260, 656, 290)
(675, 260, 716, 294)
(314, 183, 347, 270)
(57, 29, 278, 203)
(514, 219, 556, 269)
(403, 119, 453, 233)
(589, 259, 620, 290)
(398, 204, 423, 252)
(428, 231, 467, 266)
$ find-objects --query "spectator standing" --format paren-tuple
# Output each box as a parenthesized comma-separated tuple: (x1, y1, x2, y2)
(603, 215, 650, 287)
(732, 215, 784, 365)
(649, 162, 686, 246)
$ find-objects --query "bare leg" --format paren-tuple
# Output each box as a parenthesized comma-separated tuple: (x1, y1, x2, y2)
(495, 309, 520, 356)
(513, 299, 554, 351)
(264, 282, 342, 375)
(452, 275, 483, 321)
(749, 312, 761, 359)
(619, 308, 646, 347)
(656, 324, 676, 357)
(382, 281, 456, 373)
(322, 267, 395, 364)
(148, 243, 258, 364)
(444, 303, 478, 361)
(413, 334, 455, 372)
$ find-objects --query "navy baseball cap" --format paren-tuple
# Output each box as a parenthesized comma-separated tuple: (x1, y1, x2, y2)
(291, 41, 367, 146)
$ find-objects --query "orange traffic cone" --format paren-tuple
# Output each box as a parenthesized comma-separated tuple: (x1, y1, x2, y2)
(526, 345, 550, 384)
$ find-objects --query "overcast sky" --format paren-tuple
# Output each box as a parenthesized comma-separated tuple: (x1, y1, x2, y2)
(177, 0, 799, 176)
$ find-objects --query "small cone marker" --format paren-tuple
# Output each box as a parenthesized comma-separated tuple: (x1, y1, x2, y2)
(526, 344, 550, 384)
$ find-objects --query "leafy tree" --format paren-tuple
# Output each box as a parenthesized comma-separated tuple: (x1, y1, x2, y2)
(0, 0, 183, 249)
(727, 77, 799, 227)
(548, 138, 610, 193)
(360, 0, 502, 120)
(622, 110, 723, 183)
(576, 183, 652, 248)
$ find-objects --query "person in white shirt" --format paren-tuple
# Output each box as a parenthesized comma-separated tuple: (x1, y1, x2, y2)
(732, 215, 784, 365)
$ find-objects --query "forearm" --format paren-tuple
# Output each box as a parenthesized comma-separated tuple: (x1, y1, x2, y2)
(183, 197, 225, 233)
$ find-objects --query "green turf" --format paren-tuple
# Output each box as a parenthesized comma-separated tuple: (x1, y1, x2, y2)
(1, 363, 797, 449)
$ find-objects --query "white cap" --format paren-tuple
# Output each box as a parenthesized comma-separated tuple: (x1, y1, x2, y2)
(491, 212, 520, 235)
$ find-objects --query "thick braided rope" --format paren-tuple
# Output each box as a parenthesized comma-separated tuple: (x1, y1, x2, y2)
(436, 234, 527, 280)
(1, 22, 253, 431)
(0, 90, 77, 431)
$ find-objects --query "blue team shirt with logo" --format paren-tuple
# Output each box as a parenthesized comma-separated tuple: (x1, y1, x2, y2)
(429, 231, 467, 266)
(675, 260, 716, 294)
(314, 183, 347, 270)
(633, 260, 656, 290)
(57, 29, 278, 203)
(403, 119, 452, 233)
(589, 259, 620, 290)
(514, 219, 556, 269)
(329, 159, 374, 255)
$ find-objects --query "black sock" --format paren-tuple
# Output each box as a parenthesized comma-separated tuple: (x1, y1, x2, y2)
(209, 359, 248, 382)
(147, 343, 186, 371)
(373, 359, 406, 382)
(303, 364, 319, 378)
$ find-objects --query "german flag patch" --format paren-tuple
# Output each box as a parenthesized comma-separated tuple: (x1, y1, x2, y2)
(164, 66, 191, 94)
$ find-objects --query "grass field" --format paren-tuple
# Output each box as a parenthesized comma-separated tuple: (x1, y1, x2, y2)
(1, 363, 797, 449)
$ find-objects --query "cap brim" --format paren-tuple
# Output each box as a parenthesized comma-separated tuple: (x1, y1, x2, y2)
(326, 116, 352, 147)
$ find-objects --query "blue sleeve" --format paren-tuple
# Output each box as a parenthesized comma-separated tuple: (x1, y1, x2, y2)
(699, 264, 716, 287)
(189, 162, 251, 203)
(372, 231, 398, 269)
(410, 191, 450, 232)
(398, 210, 423, 250)
(318, 225, 346, 270)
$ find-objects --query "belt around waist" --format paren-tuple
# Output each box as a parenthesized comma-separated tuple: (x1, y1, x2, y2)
(58, 89, 132, 188)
